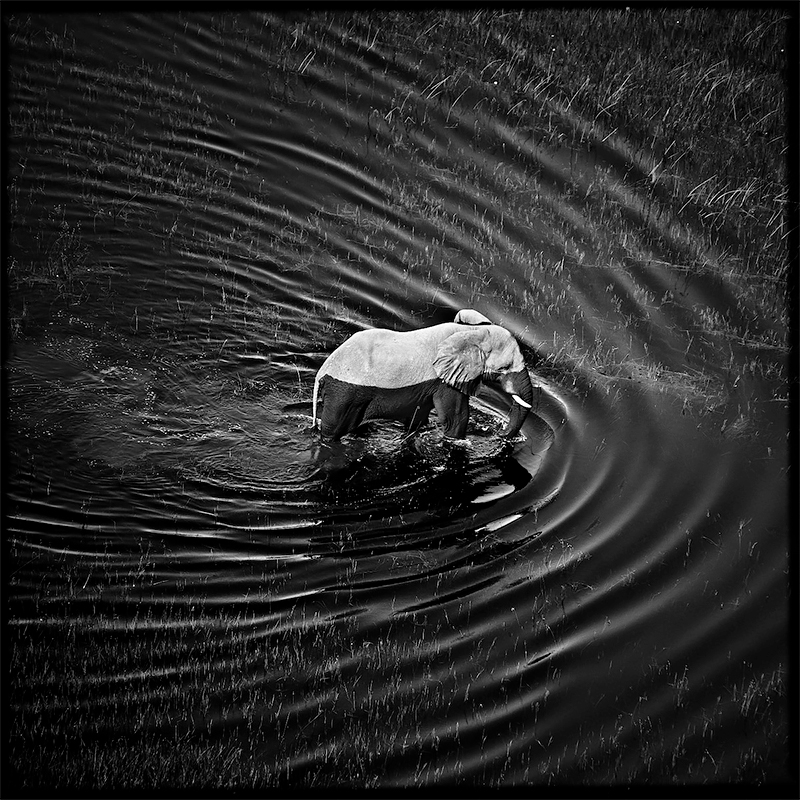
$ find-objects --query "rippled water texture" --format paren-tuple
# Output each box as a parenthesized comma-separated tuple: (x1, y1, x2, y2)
(5, 10, 793, 790)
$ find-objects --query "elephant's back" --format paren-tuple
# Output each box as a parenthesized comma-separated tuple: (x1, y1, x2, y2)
(318, 324, 459, 389)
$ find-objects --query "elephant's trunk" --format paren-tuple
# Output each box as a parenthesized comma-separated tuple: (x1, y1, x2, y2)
(500, 369, 534, 438)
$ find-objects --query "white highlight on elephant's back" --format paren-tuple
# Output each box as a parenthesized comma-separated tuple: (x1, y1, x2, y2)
(477, 513, 524, 532)
(318, 324, 461, 388)
(471, 483, 516, 504)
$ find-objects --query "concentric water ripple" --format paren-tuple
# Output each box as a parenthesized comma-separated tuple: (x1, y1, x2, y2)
(6, 9, 790, 790)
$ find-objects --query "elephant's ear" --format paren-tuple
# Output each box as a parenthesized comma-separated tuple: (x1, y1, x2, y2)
(433, 331, 486, 394)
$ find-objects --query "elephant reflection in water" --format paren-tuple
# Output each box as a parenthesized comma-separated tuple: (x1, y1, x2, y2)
(312, 309, 534, 443)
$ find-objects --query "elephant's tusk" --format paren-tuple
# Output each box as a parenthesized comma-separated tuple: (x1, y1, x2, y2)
(511, 393, 532, 409)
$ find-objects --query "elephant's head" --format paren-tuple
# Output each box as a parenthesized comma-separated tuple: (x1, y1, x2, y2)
(433, 311, 534, 438)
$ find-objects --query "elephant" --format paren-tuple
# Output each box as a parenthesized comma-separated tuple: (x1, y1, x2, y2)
(312, 309, 534, 443)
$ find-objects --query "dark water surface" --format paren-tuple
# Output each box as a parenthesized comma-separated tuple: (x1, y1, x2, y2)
(5, 11, 792, 789)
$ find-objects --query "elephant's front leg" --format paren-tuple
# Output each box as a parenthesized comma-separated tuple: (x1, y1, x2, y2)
(433, 385, 470, 438)
(317, 376, 369, 442)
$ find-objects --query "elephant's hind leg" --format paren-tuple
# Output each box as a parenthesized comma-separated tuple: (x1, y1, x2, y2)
(319, 401, 369, 442)
(317, 376, 368, 442)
